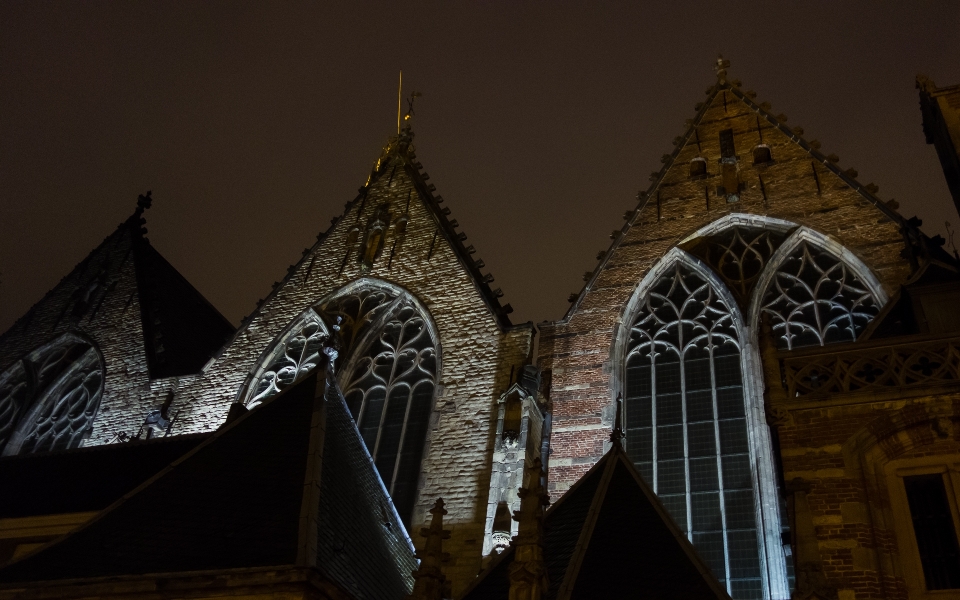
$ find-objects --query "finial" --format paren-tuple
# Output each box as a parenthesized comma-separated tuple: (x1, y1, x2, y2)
(135, 191, 152, 216)
(509, 458, 550, 600)
(406, 498, 451, 600)
(610, 393, 624, 445)
(714, 54, 730, 83)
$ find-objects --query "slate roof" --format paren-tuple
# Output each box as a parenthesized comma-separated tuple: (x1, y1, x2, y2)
(0, 201, 234, 378)
(460, 444, 731, 600)
(564, 63, 925, 321)
(0, 368, 417, 600)
(0, 433, 209, 518)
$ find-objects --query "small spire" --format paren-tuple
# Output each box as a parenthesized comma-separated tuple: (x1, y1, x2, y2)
(610, 393, 624, 445)
(509, 458, 550, 600)
(714, 54, 731, 84)
(406, 498, 451, 600)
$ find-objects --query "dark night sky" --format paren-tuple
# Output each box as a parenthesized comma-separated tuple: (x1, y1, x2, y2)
(2, 2, 959, 334)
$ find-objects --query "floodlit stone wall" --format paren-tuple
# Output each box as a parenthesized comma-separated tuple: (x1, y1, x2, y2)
(0, 143, 531, 594)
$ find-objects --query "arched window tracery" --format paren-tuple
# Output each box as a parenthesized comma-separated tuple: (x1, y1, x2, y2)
(683, 224, 790, 307)
(247, 311, 328, 408)
(757, 237, 883, 350)
(0, 333, 104, 456)
(624, 258, 765, 598)
(243, 280, 438, 525)
(618, 217, 888, 598)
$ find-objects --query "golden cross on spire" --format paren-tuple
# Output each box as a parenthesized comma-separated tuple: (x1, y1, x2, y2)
(404, 91, 422, 123)
(396, 70, 422, 133)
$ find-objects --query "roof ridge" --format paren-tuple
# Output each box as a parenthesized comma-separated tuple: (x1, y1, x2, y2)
(560, 72, 915, 322)
(554, 453, 617, 600)
(606, 447, 730, 598)
(381, 128, 517, 329)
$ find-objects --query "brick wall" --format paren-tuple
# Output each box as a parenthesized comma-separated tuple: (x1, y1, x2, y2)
(776, 391, 960, 600)
(539, 81, 912, 498)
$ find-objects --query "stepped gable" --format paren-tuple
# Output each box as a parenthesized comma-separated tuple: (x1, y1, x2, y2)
(0, 367, 417, 600)
(0, 193, 234, 378)
(460, 444, 730, 600)
(564, 59, 917, 318)
(0, 433, 210, 518)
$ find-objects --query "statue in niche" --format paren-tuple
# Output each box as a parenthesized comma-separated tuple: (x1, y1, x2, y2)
(358, 204, 391, 270)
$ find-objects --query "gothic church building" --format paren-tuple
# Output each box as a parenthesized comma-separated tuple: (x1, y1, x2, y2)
(2, 61, 960, 600)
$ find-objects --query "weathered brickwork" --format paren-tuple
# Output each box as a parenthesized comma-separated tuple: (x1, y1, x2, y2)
(771, 386, 960, 600)
(8, 69, 960, 600)
(539, 80, 912, 497)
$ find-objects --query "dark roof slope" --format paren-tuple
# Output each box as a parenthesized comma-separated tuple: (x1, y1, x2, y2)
(461, 446, 730, 600)
(861, 259, 960, 340)
(0, 372, 319, 580)
(0, 433, 209, 518)
(133, 240, 235, 377)
(0, 366, 416, 599)
(0, 200, 234, 379)
(317, 375, 418, 599)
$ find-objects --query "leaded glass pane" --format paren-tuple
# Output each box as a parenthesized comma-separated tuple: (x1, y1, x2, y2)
(247, 285, 438, 527)
(336, 298, 438, 525)
(624, 261, 763, 598)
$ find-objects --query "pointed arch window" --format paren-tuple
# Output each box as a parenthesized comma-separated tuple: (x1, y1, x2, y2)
(247, 311, 328, 408)
(244, 281, 438, 525)
(759, 240, 881, 350)
(0, 333, 104, 456)
(624, 260, 764, 599)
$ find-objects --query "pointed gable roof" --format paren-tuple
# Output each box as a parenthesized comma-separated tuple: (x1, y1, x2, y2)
(221, 125, 516, 345)
(0, 367, 416, 599)
(564, 59, 919, 320)
(459, 445, 730, 600)
(0, 195, 234, 378)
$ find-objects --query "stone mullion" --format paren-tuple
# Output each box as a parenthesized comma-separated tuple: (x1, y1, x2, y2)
(709, 339, 733, 594)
